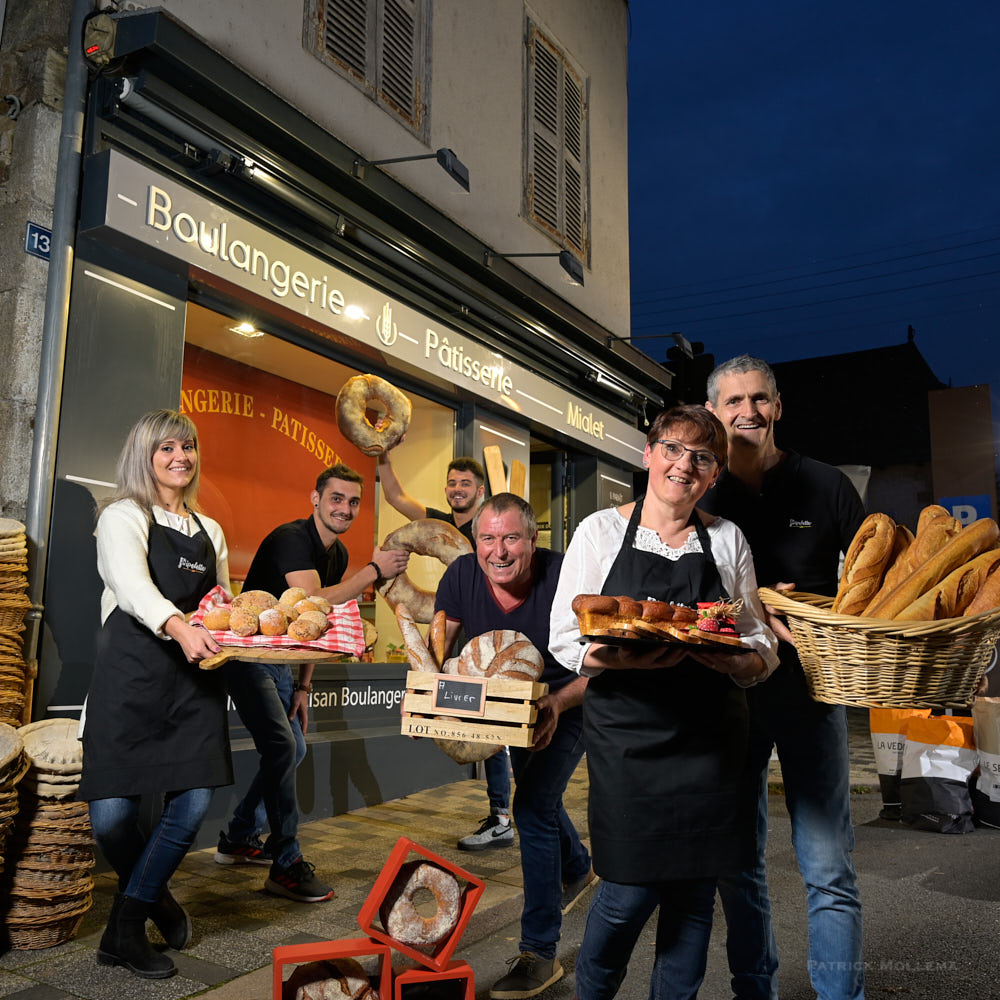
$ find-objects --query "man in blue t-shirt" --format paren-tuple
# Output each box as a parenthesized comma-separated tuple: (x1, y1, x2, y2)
(377, 450, 513, 849)
(435, 494, 594, 1000)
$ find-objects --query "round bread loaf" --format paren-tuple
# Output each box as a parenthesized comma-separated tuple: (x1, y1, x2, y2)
(297, 610, 330, 633)
(282, 957, 375, 1000)
(457, 631, 544, 681)
(233, 590, 278, 613)
(336, 373, 412, 457)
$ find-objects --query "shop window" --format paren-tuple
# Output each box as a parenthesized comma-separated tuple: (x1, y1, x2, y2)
(307, 0, 429, 138)
(524, 20, 589, 262)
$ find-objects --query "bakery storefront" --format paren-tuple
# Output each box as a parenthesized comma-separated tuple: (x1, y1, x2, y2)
(37, 12, 666, 832)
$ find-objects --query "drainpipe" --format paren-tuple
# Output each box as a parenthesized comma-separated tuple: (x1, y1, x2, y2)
(22, 0, 96, 719)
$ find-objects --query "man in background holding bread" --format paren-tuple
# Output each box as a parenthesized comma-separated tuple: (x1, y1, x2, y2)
(377, 451, 515, 850)
(702, 356, 865, 1000)
(434, 493, 592, 1000)
(217, 463, 409, 903)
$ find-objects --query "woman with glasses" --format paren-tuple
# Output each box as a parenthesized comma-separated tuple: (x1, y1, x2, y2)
(549, 404, 779, 1000)
(78, 409, 232, 980)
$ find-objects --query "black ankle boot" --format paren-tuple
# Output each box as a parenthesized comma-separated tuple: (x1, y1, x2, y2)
(149, 887, 192, 950)
(96, 892, 176, 979)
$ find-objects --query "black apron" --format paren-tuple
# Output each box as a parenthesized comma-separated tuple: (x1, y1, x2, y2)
(583, 498, 752, 883)
(79, 512, 233, 800)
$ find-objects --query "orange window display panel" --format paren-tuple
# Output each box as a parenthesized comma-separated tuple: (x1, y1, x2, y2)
(271, 937, 391, 1000)
(357, 836, 485, 971)
(181, 344, 376, 581)
(394, 960, 475, 1000)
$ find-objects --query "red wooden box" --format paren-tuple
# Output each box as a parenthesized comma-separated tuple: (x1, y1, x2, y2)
(394, 960, 475, 1000)
(272, 936, 392, 1000)
(357, 836, 485, 971)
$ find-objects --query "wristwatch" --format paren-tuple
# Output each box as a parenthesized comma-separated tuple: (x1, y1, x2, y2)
(294, 682, 313, 694)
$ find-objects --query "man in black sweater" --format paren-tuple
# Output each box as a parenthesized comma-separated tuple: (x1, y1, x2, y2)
(701, 355, 865, 1000)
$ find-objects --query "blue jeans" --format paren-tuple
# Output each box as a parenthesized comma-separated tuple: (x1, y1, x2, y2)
(576, 876, 717, 1000)
(225, 661, 306, 868)
(718, 658, 864, 1000)
(89, 787, 213, 903)
(485, 747, 511, 814)
(509, 704, 590, 959)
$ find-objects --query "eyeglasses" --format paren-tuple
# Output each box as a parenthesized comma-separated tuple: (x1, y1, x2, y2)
(655, 439, 720, 471)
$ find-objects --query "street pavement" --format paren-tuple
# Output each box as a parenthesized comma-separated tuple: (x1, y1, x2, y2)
(2, 708, 998, 1000)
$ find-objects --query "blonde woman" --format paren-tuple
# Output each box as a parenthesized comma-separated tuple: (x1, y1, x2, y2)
(78, 409, 231, 979)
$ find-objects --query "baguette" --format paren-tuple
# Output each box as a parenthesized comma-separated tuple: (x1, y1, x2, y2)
(832, 513, 897, 614)
(893, 548, 1000, 620)
(865, 517, 1000, 619)
(430, 610, 447, 668)
(864, 515, 962, 613)
(916, 504, 951, 536)
(964, 563, 1000, 617)
(867, 524, 915, 603)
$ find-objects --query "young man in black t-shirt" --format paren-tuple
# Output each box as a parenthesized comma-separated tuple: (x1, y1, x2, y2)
(216, 464, 408, 903)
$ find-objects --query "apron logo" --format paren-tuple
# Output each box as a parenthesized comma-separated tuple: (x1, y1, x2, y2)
(178, 556, 207, 574)
(789, 518, 812, 528)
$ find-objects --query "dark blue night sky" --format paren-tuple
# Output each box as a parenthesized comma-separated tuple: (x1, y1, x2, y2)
(626, 1, 1000, 396)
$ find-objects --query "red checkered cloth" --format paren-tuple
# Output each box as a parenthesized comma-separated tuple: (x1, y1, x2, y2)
(190, 585, 365, 658)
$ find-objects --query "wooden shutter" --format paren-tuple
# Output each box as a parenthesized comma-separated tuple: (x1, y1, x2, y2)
(322, 0, 371, 81)
(378, 0, 422, 127)
(528, 24, 588, 257)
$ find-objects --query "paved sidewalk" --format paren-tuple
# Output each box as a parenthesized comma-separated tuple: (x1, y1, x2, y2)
(0, 709, 879, 1000)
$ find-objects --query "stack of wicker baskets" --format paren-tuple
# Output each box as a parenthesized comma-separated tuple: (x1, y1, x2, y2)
(0, 518, 30, 728)
(759, 587, 1000, 709)
(0, 724, 29, 872)
(1, 719, 94, 949)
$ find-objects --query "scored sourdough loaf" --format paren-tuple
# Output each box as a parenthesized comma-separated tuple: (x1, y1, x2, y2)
(864, 516, 1000, 619)
(894, 548, 1000, 620)
(831, 512, 897, 614)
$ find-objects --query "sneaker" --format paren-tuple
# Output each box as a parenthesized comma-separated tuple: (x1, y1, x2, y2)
(457, 814, 515, 852)
(490, 953, 563, 999)
(214, 831, 272, 866)
(265, 858, 334, 902)
(561, 865, 599, 915)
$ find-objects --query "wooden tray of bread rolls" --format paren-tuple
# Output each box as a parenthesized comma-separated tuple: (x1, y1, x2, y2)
(401, 671, 547, 748)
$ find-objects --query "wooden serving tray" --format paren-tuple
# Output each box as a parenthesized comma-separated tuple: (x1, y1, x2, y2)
(198, 647, 351, 671)
(578, 632, 751, 655)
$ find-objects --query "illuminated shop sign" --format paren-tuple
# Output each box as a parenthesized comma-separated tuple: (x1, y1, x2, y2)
(84, 150, 646, 465)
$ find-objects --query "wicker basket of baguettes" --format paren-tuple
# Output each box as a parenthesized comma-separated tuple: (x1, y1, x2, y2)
(759, 505, 1000, 709)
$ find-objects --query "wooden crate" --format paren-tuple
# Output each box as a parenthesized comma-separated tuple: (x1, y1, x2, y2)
(401, 671, 547, 748)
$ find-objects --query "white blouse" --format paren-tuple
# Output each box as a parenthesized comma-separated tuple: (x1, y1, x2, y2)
(549, 506, 780, 679)
(96, 499, 231, 639)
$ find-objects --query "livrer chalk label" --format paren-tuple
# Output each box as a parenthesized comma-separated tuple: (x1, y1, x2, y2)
(432, 676, 488, 718)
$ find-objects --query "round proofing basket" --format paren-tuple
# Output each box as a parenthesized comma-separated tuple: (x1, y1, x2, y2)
(759, 588, 1000, 709)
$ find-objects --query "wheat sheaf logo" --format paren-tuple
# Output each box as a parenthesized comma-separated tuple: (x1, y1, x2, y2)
(376, 302, 398, 347)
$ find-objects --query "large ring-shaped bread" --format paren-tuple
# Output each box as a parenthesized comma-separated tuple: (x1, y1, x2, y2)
(378, 860, 461, 951)
(336, 374, 412, 456)
(377, 519, 472, 623)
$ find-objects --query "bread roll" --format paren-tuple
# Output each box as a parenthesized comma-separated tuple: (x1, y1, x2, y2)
(832, 513, 896, 614)
(259, 608, 289, 636)
(280, 587, 308, 607)
(203, 606, 231, 631)
(277, 602, 300, 622)
(297, 610, 330, 633)
(295, 599, 320, 615)
(229, 608, 260, 636)
(865, 517, 1000, 619)
(309, 595, 332, 615)
(288, 618, 323, 642)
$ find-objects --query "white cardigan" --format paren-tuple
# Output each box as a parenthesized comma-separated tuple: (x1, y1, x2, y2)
(96, 499, 230, 639)
(549, 506, 780, 679)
